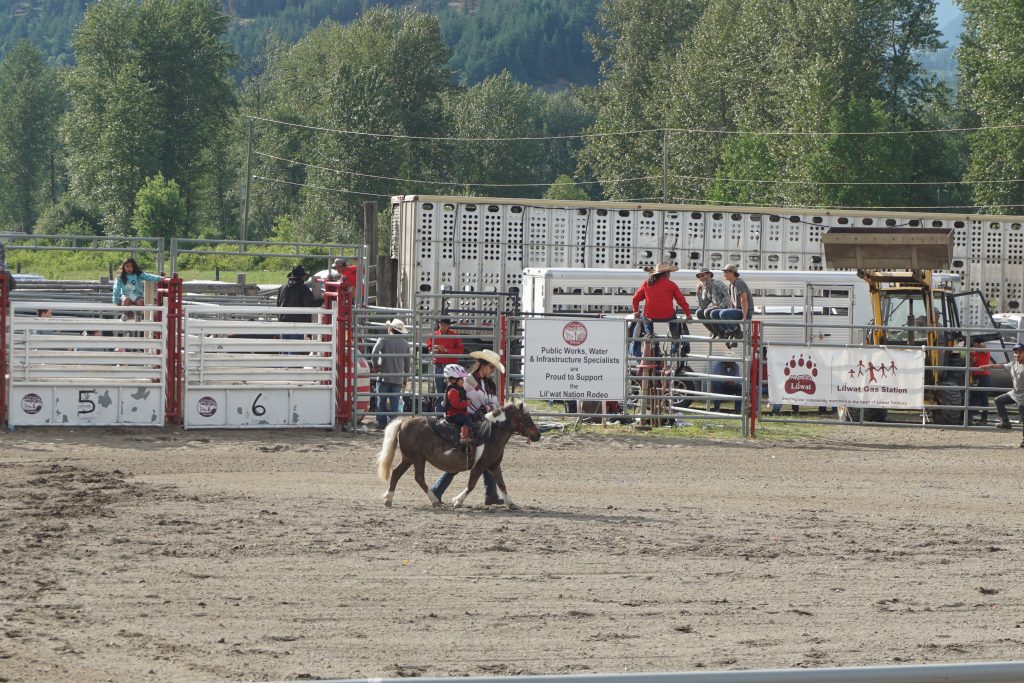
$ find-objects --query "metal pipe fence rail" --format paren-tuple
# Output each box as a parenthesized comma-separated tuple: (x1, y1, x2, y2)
(321, 662, 1024, 683)
(755, 321, 1020, 431)
(181, 304, 338, 429)
(6, 301, 168, 426)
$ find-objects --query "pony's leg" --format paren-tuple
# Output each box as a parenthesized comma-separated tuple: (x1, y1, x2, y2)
(488, 465, 516, 509)
(412, 459, 442, 507)
(384, 460, 413, 507)
(451, 467, 483, 508)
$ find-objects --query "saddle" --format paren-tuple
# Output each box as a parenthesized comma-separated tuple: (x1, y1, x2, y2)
(428, 417, 464, 445)
(427, 417, 494, 447)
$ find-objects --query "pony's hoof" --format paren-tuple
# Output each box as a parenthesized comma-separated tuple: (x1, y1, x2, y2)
(432, 500, 443, 508)
(507, 502, 519, 510)
(383, 500, 392, 508)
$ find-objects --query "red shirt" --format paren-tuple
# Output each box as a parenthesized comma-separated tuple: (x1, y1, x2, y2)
(971, 350, 992, 376)
(445, 385, 471, 417)
(632, 276, 691, 319)
(428, 329, 465, 365)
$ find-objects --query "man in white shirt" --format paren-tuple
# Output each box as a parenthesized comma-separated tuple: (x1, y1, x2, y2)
(977, 343, 1024, 446)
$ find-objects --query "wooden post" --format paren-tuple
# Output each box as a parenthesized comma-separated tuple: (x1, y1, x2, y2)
(363, 201, 378, 305)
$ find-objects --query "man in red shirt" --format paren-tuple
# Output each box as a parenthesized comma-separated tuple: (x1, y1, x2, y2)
(968, 337, 993, 425)
(632, 262, 692, 356)
(428, 317, 465, 411)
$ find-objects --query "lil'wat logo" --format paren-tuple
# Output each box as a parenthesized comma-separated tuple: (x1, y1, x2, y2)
(783, 353, 818, 395)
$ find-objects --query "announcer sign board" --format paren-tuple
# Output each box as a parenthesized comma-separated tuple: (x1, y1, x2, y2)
(767, 345, 924, 409)
(524, 318, 626, 401)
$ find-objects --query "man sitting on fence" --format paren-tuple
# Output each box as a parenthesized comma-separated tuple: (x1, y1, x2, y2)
(694, 267, 729, 337)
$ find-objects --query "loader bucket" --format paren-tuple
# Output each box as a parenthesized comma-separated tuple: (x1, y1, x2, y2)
(821, 227, 953, 270)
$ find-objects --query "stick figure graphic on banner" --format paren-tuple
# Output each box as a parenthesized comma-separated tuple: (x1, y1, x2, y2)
(867, 362, 878, 383)
(857, 360, 865, 377)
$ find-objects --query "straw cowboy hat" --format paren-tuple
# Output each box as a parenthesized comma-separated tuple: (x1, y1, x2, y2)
(386, 318, 407, 334)
(470, 349, 505, 374)
(653, 262, 679, 274)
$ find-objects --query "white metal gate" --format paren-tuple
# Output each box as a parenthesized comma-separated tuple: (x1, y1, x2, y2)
(7, 302, 166, 426)
(182, 304, 336, 429)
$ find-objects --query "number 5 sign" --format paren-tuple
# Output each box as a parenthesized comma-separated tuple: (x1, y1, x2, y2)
(184, 388, 334, 428)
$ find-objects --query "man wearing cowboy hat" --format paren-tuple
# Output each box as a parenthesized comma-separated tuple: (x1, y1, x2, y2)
(694, 267, 729, 337)
(277, 265, 315, 339)
(371, 318, 412, 428)
(631, 262, 692, 355)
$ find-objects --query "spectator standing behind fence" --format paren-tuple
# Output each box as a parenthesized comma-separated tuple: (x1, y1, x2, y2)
(0, 239, 15, 294)
(969, 338, 993, 425)
(112, 258, 161, 320)
(428, 317, 464, 411)
(430, 349, 506, 505)
(694, 268, 729, 337)
(631, 262, 691, 347)
(276, 266, 315, 340)
(975, 343, 1024, 446)
(371, 318, 411, 428)
(710, 263, 755, 348)
(711, 360, 741, 413)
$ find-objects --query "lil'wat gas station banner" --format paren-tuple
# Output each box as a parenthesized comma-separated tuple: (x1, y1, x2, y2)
(767, 345, 925, 409)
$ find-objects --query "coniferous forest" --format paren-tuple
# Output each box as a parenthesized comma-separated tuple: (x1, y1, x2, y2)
(0, 0, 1021, 246)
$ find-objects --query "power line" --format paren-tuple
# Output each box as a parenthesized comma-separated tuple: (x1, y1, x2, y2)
(257, 149, 1024, 190)
(246, 115, 654, 141)
(251, 175, 393, 198)
(247, 113, 1024, 142)
(253, 173, 1024, 212)
(254, 150, 658, 188)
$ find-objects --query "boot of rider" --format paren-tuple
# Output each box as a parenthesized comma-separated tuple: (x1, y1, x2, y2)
(460, 426, 475, 466)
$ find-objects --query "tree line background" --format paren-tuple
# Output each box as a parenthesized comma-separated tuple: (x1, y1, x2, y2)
(0, 0, 1021, 250)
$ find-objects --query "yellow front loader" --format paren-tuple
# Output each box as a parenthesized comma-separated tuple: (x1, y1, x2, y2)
(822, 227, 986, 423)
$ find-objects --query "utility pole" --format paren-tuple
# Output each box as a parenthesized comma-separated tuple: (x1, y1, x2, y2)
(662, 128, 669, 203)
(241, 118, 253, 242)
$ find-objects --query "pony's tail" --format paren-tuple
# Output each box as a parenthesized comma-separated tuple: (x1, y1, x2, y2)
(375, 418, 404, 481)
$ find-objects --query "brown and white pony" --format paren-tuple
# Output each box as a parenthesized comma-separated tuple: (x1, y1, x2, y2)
(375, 401, 541, 508)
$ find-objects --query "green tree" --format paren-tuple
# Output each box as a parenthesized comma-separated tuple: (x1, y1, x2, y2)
(579, 0, 707, 200)
(958, 0, 1024, 212)
(0, 40, 65, 231)
(251, 8, 452, 242)
(62, 0, 236, 234)
(132, 174, 186, 240)
(543, 174, 588, 201)
(443, 71, 546, 197)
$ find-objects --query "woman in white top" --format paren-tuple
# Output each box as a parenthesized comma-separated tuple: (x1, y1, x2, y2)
(430, 349, 505, 504)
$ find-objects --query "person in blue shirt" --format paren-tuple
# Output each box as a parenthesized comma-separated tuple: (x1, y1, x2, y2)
(112, 257, 162, 319)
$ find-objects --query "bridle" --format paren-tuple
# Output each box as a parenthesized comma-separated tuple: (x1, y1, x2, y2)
(507, 404, 537, 441)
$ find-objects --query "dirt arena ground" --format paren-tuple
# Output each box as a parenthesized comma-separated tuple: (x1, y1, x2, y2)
(1, 422, 1022, 682)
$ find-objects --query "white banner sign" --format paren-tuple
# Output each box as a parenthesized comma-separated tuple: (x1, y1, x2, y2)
(767, 345, 925, 409)
(524, 319, 627, 401)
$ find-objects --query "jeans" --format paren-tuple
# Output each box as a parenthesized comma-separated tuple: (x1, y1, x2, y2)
(431, 470, 497, 500)
(433, 363, 446, 411)
(376, 380, 402, 427)
(640, 316, 682, 357)
(968, 374, 991, 421)
(993, 392, 1023, 427)
(708, 308, 743, 335)
(695, 308, 718, 335)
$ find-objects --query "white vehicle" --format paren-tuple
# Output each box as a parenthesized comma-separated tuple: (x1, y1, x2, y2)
(521, 267, 965, 347)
